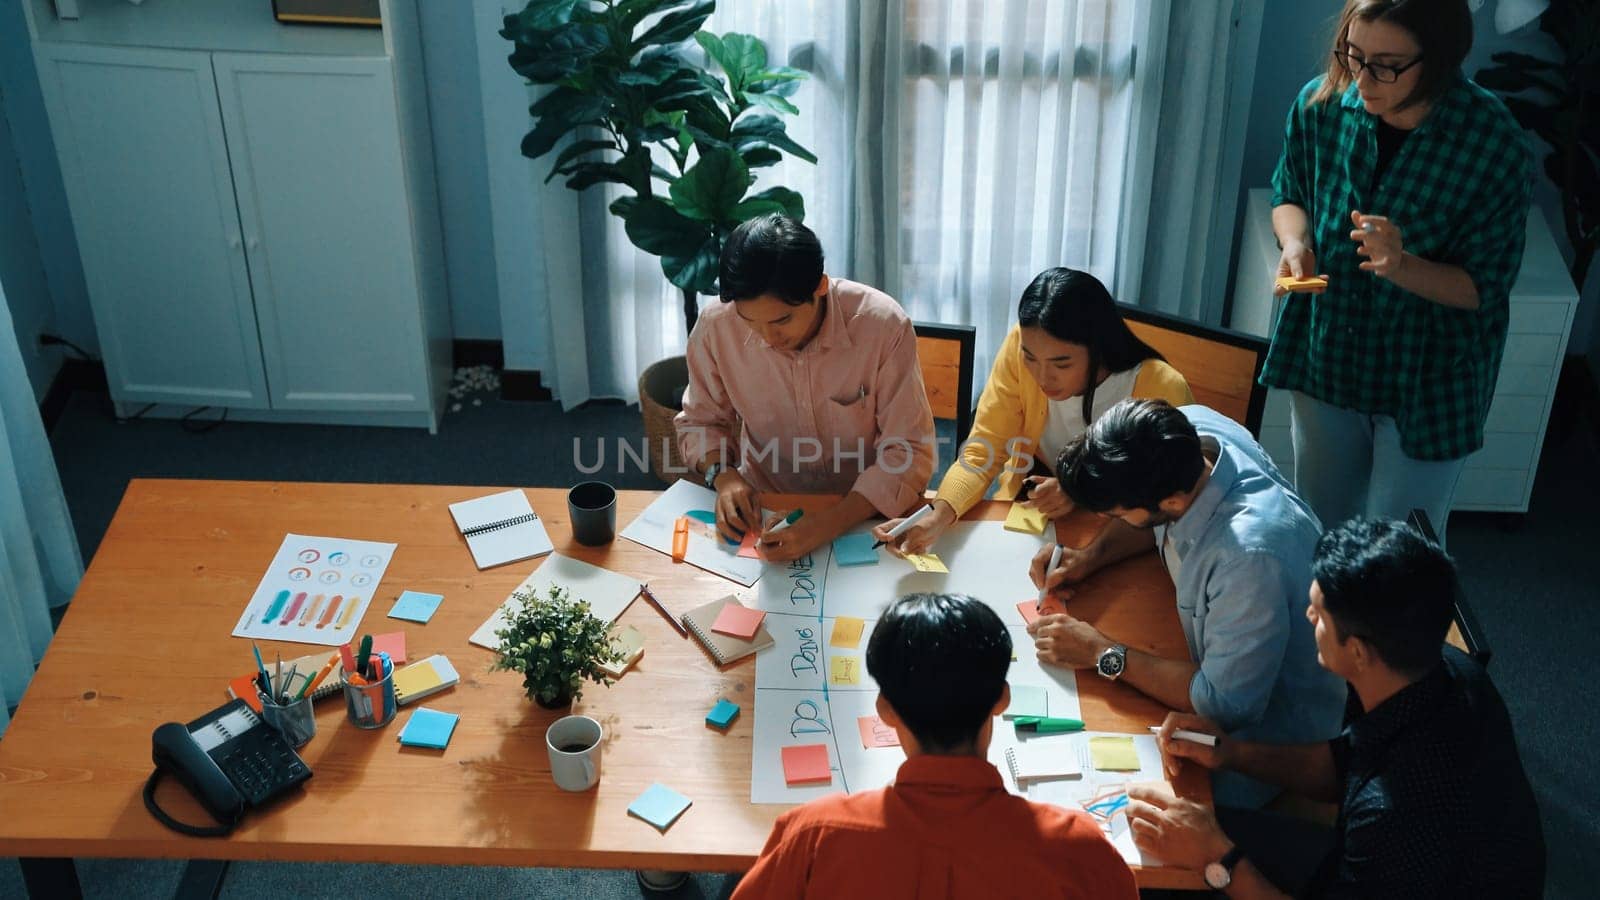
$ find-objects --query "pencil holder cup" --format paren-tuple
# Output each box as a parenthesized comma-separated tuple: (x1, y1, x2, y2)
(259, 692, 316, 748)
(341, 670, 397, 729)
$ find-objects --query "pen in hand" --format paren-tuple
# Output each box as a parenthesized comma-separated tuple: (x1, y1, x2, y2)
(873, 504, 935, 549)
(1037, 544, 1063, 610)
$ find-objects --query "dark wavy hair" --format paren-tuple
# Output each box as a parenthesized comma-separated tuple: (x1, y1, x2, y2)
(1056, 399, 1203, 513)
(1313, 518, 1458, 678)
(719, 213, 824, 305)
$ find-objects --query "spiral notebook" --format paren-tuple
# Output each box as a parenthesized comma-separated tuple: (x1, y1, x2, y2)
(449, 489, 554, 569)
(1004, 741, 1082, 786)
(682, 595, 774, 666)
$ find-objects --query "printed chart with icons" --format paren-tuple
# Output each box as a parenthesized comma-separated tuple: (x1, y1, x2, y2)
(746, 520, 1083, 803)
(232, 534, 397, 646)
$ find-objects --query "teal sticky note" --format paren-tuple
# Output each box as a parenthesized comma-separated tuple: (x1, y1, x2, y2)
(398, 708, 459, 749)
(628, 783, 693, 831)
(389, 590, 444, 623)
(1001, 684, 1048, 719)
(706, 698, 740, 729)
(833, 532, 880, 567)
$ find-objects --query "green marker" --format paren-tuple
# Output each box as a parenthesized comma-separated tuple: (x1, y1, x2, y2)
(1013, 716, 1085, 734)
(763, 509, 804, 537)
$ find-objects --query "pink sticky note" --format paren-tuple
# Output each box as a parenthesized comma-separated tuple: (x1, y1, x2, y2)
(711, 602, 766, 640)
(370, 631, 407, 665)
(737, 530, 762, 559)
(857, 716, 901, 749)
(782, 743, 833, 785)
(1016, 597, 1068, 627)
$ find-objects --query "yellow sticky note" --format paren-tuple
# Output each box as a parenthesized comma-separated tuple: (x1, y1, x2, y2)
(1004, 502, 1048, 535)
(1089, 736, 1142, 771)
(904, 553, 949, 574)
(829, 655, 862, 685)
(829, 617, 865, 649)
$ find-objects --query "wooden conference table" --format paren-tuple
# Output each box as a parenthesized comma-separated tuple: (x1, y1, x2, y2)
(0, 480, 1208, 892)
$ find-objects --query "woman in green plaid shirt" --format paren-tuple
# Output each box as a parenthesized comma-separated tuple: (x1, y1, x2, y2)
(1263, 0, 1532, 541)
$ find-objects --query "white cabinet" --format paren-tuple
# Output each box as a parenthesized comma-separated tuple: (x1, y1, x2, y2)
(26, 0, 449, 429)
(1231, 188, 1580, 514)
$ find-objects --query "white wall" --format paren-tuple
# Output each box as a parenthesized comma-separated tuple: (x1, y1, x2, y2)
(1235, 1, 1598, 368)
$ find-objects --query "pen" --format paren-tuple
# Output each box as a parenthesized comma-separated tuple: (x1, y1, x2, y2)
(761, 509, 804, 540)
(1149, 725, 1219, 747)
(297, 651, 341, 700)
(252, 644, 272, 696)
(1038, 544, 1063, 609)
(1015, 716, 1085, 733)
(872, 504, 935, 549)
(282, 664, 299, 704)
(275, 652, 283, 698)
(640, 584, 688, 636)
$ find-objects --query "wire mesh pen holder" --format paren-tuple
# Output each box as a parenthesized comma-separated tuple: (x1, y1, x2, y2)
(341, 669, 397, 729)
(259, 691, 317, 748)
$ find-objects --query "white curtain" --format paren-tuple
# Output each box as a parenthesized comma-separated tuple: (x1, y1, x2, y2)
(0, 275, 82, 735)
(546, 0, 1259, 404)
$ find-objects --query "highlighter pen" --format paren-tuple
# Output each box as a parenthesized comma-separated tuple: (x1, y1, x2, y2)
(872, 504, 935, 549)
(671, 516, 690, 561)
(1149, 725, 1219, 747)
(1015, 716, 1085, 734)
(1038, 544, 1063, 610)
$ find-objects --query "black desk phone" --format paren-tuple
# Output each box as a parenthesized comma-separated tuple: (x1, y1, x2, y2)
(145, 699, 311, 836)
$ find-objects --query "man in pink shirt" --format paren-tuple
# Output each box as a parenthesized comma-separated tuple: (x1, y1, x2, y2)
(676, 214, 935, 563)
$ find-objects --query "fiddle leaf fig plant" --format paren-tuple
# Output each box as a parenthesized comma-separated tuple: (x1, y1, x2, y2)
(502, 0, 815, 333)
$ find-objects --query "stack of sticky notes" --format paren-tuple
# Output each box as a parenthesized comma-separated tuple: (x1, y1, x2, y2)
(737, 530, 762, 559)
(1275, 273, 1328, 294)
(597, 624, 646, 678)
(706, 698, 740, 729)
(710, 601, 766, 640)
(1089, 736, 1142, 771)
(1002, 684, 1048, 719)
(628, 783, 693, 832)
(370, 631, 408, 665)
(397, 708, 459, 750)
(1004, 502, 1048, 535)
(904, 552, 949, 574)
(782, 743, 833, 786)
(832, 532, 880, 567)
(388, 590, 444, 623)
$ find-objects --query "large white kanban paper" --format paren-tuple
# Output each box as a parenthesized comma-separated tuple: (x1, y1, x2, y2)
(619, 480, 767, 586)
(749, 521, 1083, 803)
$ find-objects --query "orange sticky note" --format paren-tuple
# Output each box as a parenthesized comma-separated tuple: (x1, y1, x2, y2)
(371, 631, 407, 665)
(782, 743, 833, 785)
(1016, 597, 1067, 627)
(857, 716, 901, 749)
(828, 617, 865, 649)
(710, 602, 766, 640)
(1275, 273, 1328, 294)
(737, 530, 762, 559)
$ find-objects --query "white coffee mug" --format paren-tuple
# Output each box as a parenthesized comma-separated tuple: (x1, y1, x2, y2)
(546, 715, 603, 792)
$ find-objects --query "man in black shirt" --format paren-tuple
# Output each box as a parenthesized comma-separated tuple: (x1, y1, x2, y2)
(1124, 518, 1544, 898)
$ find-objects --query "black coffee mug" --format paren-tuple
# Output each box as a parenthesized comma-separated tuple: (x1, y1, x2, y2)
(568, 481, 617, 546)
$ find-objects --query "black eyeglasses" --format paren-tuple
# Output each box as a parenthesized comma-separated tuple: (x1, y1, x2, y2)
(1333, 48, 1423, 84)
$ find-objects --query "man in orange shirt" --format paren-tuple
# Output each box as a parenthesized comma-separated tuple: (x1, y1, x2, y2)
(731, 593, 1136, 899)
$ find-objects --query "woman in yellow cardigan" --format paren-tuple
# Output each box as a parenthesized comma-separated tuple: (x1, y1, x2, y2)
(874, 268, 1192, 556)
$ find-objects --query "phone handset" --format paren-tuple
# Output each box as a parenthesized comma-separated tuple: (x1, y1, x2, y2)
(146, 722, 245, 836)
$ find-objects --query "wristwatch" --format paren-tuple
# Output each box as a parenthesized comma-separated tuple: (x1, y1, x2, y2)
(1204, 845, 1246, 889)
(1095, 643, 1127, 681)
(703, 461, 725, 490)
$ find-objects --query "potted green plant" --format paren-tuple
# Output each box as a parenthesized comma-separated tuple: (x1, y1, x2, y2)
(1477, 0, 1599, 290)
(501, 0, 814, 481)
(490, 585, 625, 709)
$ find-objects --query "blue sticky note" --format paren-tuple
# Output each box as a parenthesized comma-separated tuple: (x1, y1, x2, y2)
(628, 783, 693, 832)
(398, 708, 459, 749)
(833, 532, 880, 567)
(706, 698, 740, 729)
(389, 590, 444, 623)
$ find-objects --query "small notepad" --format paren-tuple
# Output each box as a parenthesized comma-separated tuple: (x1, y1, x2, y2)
(389, 591, 443, 623)
(448, 489, 554, 570)
(782, 743, 833, 785)
(1090, 736, 1142, 771)
(1003, 684, 1048, 719)
(833, 532, 880, 567)
(904, 553, 949, 574)
(711, 602, 766, 640)
(829, 616, 865, 649)
(393, 655, 459, 706)
(398, 708, 459, 750)
(682, 596, 775, 666)
(628, 783, 693, 831)
(1004, 502, 1048, 535)
(1004, 742, 1081, 785)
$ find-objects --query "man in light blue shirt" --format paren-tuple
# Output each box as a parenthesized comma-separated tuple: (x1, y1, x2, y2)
(1027, 399, 1347, 806)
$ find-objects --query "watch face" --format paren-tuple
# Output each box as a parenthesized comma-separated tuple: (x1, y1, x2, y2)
(1098, 648, 1125, 678)
(1204, 862, 1231, 889)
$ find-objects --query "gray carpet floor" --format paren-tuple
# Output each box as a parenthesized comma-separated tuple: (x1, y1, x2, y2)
(5, 378, 1597, 898)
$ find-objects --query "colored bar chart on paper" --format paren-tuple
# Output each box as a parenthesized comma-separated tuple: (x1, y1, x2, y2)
(232, 534, 396, 646)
